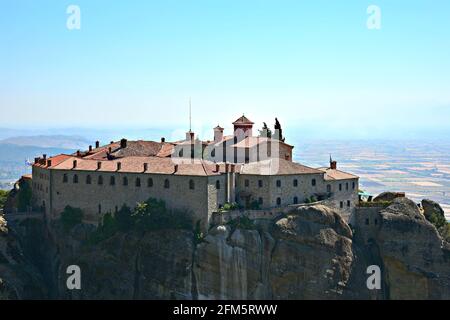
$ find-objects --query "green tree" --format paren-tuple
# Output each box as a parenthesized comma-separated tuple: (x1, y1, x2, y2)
(115, 204, 133, 231)
(0, 190, 9, 211)
(60, 206, 83, 231)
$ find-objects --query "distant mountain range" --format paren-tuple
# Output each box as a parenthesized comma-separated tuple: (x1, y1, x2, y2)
(0, 135, 91, 150)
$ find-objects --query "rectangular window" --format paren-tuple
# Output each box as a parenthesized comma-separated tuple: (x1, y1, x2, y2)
(245, 179, 249, 187)
(340, 201, 344, 208)
(258, 180, 263, 188)
(276, 180, 281, 187)
(347, 200, 350, 207)
(339, 184, 342, 191)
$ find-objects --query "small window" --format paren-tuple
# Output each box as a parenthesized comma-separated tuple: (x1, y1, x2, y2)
(293, 196, 298, 204)
(164, 179, 170, 189)
(179, 149, 183, 157)
(73, 174, 78, 184)
(98, 175, 103, 185)
(374, 219, 378, 225)
(340, 201, 344, 208)
(339, 183, 342, 191)
(347, 200, 351, 207)
(258, 180, 263, 188)
(123, 177, 128, 186)
(276, 197, 281, 206)
(365, 218, 370, 225)
(245, 179, 249, 187)
(293, 179, 298, 187)
(312, 179, 316, 186)
(63, 174, 68, 183)
(189, 179, 195, 190)
(276, 180, 281, 187)
(98, 204, 102, 214)
(352, 181, 355, 189)
(115, 206, 118, 213)
(136, 178, 141, 187)
(258, 197, 263, 205)
(110, 176, 116, 185)
(216, 180, 220, 190)
(211, 149, 215, 157)
(346, 183, 349, 190)
(147, 178, 153, 187)
(86, 175, 92, 184)
(327, 184, 331, 193)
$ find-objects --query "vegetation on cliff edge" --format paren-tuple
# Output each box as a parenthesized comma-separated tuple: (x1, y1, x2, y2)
(0, 190, 9, 211)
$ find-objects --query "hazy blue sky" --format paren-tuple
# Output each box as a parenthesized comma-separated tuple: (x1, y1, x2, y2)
(1, 0, 450, 140)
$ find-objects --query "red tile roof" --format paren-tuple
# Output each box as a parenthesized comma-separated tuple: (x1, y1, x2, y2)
(50, 156, 222, 176)
(239, 159, 323, 176)
(317, 167, 359, 180)
(232, 114, 254, 125)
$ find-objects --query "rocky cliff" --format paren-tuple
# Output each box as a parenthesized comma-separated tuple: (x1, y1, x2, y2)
(0, 197, 449, 299)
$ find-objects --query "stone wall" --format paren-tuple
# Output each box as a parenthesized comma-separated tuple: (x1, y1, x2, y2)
(48, 169, 221, 227)
(349, 206, 383, 244)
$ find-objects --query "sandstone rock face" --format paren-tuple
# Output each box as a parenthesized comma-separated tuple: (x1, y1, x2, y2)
(421, 199, 445, 220)
(0, 216, 47, 299)
(194, 205, 355, 299)
(1, 198, 449, 300)
(375, 198, 450, 299)
(373, 192, 405, 203)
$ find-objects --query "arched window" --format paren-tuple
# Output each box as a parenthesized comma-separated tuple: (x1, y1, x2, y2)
(189, 179, 195, 190)
(276, 180, 281, 187)
(136, 177, 141, 187)
(86, 175, 92, 184)
(147, 178, 153, 187)
(216, 180, 220, 190)
(327, 184, 331, 193)
(276, 197, 281, 206)
(352, 181, 356, 189)
(63, 174, 68, 183)
(293, 179, 298, 187)
(123, 177, 128, 186)
(179, 149, 183, 157)
(164, 179, 170, 189)
(312, 179, 316, 186)
(293, 196, 298, 204)
(73, 174, 78, 184)
(110, 176, 115, 185)
(211, 149, 216, 158)
(98, 175, 103, 185)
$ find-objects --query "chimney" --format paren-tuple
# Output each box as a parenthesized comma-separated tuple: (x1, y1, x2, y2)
(214, 125, 224, 142)
(225, 163, 230, 173)
(110, 141, 114, 144)
(89, 145, 92, 152)
(108, 147, 112, 153)
(215, 164, 220, 172)
(97, 162, 102, 170)
(34, 157, 39, 164)
(47, 160, 52, 167)
(330, 160, 337, 170)
(117, 162, 122, 171)
(186, 131, 194, 141)
(161, 137, 165, 143)
(230, 164, 235, 173)
(174, 164, 178, 173)
(43, 154, 47, 160)
(95, 141, 100, 148)
(143, 163, 148, 172)
(73, 160, 77, 169)
(76, 150, 81, 157)
(120, 138, 127, 149)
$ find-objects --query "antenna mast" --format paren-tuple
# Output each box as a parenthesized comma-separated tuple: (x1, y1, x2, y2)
(189, 97, 192, 132)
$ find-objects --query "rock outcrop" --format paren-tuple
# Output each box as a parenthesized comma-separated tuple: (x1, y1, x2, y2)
(0, 197, 449, 300)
